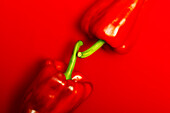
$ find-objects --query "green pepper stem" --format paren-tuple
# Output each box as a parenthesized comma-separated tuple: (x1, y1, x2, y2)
(64, 41, 83, 80)
(77, 39, 105, 58)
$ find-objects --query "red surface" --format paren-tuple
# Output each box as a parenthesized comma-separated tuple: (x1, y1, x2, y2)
(0, 0, 170, 113)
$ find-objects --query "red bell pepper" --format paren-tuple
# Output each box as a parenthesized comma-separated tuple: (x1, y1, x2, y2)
(20, 41, 93, 113)
(79, 0, 145, 57)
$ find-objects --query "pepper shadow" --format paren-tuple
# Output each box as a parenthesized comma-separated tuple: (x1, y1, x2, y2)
(8, 58, 45, 113)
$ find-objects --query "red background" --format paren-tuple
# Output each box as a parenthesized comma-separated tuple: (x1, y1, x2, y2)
(0, 0, 170, 113)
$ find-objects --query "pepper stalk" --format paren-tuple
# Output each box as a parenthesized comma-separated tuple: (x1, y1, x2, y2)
(64, 41, 83, 80)
(77, 39, 105, 58)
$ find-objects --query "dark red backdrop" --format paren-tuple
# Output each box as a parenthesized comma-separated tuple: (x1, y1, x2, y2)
(0, 0, 170, 113)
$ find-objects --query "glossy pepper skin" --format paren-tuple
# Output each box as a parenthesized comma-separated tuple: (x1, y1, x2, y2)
(20, 60, 93, 113)
(81, 0, 145, 53)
